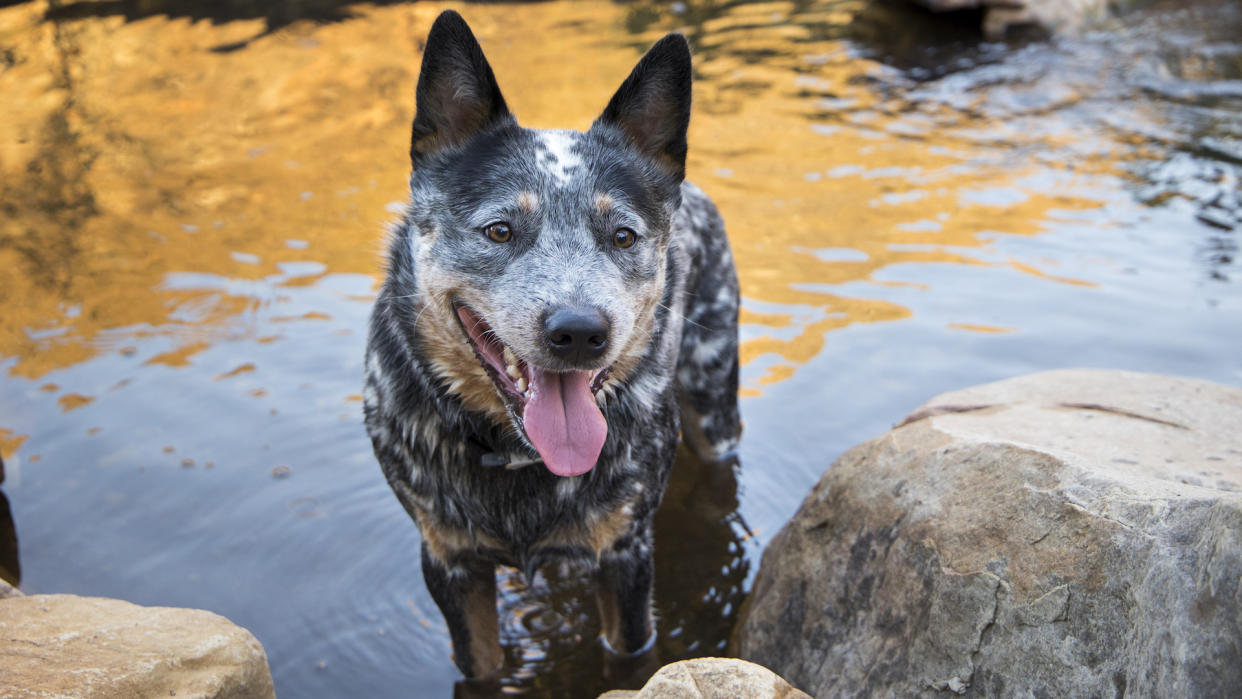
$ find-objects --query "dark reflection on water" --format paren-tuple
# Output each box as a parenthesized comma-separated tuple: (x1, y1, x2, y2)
(847, 1, 1006, 78)
(0, 488, 19, 587)
(1, 0, 1241, 696)
(446, 449, 747, 697)
(44, 0, 405, 25)
(42, 0, 476, 51)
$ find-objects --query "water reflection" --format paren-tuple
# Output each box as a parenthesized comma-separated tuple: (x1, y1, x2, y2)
(0, 493, 18, 588)
(0, 0, 1139, 391)
(42, 0, 452, 51)
(447, 448, 748, 697)
(0, 454, 18, 587)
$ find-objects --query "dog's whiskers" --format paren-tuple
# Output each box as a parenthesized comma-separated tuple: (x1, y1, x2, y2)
(657, 301, 711, 331)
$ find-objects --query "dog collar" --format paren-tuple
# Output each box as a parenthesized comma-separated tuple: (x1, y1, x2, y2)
(467, 434, 541, 470)
(479, 452, 542, 470)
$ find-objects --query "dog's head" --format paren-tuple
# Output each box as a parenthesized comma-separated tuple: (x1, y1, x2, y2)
(397, 11, 691, 477)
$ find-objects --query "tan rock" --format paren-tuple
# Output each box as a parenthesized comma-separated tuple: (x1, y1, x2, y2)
(734, 370, 1242, 697)
(0, 594, 275, 699)
(598, 658, 809, 699)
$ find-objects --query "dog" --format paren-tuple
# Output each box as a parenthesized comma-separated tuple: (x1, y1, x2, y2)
(363, 10, 740, 679)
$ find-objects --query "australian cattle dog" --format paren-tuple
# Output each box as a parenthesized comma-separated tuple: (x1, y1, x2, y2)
(363, 10, 741, 679)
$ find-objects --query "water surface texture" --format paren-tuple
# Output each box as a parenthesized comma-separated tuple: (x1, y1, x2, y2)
(1, 0, 1240, 696)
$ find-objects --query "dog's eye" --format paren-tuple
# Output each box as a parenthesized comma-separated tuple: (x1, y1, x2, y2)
(483, 222, 512, 243)
(613, 227, 637, 249)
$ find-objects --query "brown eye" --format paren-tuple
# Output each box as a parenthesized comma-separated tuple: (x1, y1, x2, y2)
(613, 227, 637, 249)
(484, 222, 512, 243)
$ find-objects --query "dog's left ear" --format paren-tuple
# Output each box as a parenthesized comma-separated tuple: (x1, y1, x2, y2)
(593, 34, 692, 181)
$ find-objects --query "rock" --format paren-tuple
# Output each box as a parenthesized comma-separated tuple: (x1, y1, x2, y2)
(598, 658, 810, 699)
(734, 370, 1242, 697)
(0, 579, 19, 599)
(906, 0, 1112, 38)
(0, 594, 275, 698)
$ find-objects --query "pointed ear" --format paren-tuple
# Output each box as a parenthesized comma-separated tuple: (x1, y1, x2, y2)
(594, 33, 693, 181)
(410, 11, 511, 165)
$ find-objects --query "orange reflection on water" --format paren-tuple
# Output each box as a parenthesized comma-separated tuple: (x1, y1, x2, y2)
(0, 0, 1111, 408)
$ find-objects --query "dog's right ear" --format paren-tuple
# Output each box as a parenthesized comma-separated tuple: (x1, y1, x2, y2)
(593, 33, 692, 182)
(410, 11, 511, 165)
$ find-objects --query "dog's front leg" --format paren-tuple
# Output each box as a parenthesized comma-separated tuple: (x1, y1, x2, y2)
(421, 543, 503, 678)
(595, 529, 657, 655)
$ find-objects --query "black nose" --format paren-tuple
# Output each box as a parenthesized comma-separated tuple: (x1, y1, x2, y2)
(543, 307, 610, 363)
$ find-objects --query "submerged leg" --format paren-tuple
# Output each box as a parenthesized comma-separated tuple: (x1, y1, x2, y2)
(595, 529, 657, 655)
(421, 543, 503, 678)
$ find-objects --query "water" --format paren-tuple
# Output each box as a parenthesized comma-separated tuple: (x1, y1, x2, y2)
(1, 0, 1240, 696)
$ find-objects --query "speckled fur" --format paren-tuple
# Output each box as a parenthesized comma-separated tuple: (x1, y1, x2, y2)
(362, 11, 739, 678)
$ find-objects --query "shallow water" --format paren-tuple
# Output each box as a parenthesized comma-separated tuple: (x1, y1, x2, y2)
(1, 0, 1240, 695)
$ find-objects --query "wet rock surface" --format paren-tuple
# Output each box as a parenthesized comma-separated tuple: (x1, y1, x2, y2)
(598, 658, 810, 699)
(0, 594, 275, 698)
(733, 370, 1242, 697)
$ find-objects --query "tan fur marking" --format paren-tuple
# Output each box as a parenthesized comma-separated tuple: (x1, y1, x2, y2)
(463, 580, 503, 676)
(413, 284, 510, 423)
(594, 191, 614, 213)
(595, 580, 625, 651)
(516, 191, 539, 213)
(474, 528, 505, 551)
(412, 504, 505, 561)
(413, 506, 474, 563)
(535, 497, 636, 558)
(589, 501, 637, 554)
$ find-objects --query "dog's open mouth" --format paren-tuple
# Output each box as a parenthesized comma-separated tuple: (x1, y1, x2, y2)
(456, 305, 610, 477)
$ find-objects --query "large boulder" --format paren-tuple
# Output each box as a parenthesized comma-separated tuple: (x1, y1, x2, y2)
(733, 370, 1242, 697)
(0, 594, 275, 698)
(598, 658, 810, 699)
(906, 0, 1112, 38)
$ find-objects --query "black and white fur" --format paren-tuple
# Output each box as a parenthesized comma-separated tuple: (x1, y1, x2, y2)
(363, 10, 740, 679)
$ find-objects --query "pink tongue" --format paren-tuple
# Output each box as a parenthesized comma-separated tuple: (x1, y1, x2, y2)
(524, 367, 607, 477)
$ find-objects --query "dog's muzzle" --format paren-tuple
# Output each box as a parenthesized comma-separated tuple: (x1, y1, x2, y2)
(455, 304, 611, 477)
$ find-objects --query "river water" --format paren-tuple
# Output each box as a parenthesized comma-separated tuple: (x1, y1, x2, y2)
(1, 0, 1239, 696)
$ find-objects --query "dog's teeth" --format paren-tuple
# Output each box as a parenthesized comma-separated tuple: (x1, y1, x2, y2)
(506, 364, 521, 380)
(502, 346, 518, 367)
(516, 377, 527, 393)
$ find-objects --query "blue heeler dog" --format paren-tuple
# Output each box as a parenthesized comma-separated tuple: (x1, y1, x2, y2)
(363, 10, 740, 678)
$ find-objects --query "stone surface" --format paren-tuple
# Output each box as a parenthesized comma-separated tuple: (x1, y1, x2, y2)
(733, 370, 1242, 697)
(0, 594, 275, 699)
(598, 658, 810, 699)
(907, 0, 1112, 38)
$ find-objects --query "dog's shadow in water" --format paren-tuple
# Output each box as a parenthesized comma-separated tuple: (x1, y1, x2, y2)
(455, 446, 750, 698)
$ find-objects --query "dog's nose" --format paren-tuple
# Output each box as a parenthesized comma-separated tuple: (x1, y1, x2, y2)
(543, 307, 610, 362)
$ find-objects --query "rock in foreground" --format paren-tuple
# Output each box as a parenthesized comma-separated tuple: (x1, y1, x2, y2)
(734, 370, 1242, 697)
(0, 594, 275, 698)
(599, 658, 810, 699)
